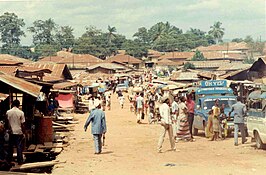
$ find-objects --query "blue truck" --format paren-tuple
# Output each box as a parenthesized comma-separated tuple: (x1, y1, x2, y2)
(192, 80, 237, 137)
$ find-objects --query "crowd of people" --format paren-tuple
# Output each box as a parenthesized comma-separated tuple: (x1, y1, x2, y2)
(83, 73, 248, 154)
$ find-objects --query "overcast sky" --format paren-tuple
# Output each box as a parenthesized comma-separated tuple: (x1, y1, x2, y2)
(0, 0, 265, 45)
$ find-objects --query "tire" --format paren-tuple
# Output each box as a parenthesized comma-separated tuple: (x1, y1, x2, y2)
(255, 132, 265, 149)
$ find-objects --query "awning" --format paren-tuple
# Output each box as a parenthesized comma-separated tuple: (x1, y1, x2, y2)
(53, 81, 78, 90)
(0, 72, 41, 97)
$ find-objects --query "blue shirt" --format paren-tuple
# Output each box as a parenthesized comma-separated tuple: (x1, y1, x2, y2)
(84, 108, 107, 134)
(231, 101, 246, 124)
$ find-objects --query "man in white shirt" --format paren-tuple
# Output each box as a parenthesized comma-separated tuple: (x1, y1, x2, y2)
(157, 97, 176, 153)
(6, 100, 25, 165)
(136, 93, 144, 124)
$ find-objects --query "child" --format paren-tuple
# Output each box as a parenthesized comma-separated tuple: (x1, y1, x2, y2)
(207, 109, 218, 141)
(118, 92, 125, 109)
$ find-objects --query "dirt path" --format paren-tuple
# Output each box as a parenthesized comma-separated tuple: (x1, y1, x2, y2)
(52, 94, 266, 175)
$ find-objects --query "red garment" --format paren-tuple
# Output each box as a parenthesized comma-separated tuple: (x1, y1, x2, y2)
(186, 100, 195, 114)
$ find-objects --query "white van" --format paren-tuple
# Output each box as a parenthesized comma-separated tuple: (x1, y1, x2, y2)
(247, 110, 266, 149)
(247, 90, 266, 149)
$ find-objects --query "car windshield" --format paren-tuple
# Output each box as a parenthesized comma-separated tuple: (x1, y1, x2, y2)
(117, 84, 125, 87)
(203, 99, 236, 110)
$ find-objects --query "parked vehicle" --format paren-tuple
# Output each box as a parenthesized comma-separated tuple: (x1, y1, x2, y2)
(116, 83, 128, 92)
(192, 80, 237, 137)
(247, 90, 266, 149)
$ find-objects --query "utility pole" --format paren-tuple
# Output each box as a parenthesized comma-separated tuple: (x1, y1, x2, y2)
(72, 54, 74, 69)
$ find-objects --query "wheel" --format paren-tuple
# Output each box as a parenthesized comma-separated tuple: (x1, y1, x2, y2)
(255, 132, 265, 149)
(193, 127, 198, 136)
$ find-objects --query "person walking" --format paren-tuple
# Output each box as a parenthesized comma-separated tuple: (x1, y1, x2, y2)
(158, 97, 176, 153)
(176, 96, 191, 141)
(186, 94, 195, 140)
(84, 101, 107, 154)
(118, 91, 125, 109)
(229, 96, 247, 146)
(136, 92, 144, 124)
(6, 100, 25, 165)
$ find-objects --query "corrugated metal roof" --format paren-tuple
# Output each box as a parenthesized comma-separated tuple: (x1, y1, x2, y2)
(0, 66, 17, 75)
(39, 51, 103, 66)
(171, 71, 199, 80)
(196, 42, 249, 52)
(197, 71, 227, 79)
(0, 54, 32, 63)
(148, 49, 162, 58)
(24, 62, 69, 79)
(0, 72, 41, 97)
(217, 63, 251, 71)
(159, 52, 194, 60)
(106, 54, 142, 64)
(0, 60, 23, 65)
(87, 63, 126, 70)
(186, 61, 230, 68)
(157, 59, 178, 66)
(220, 69, 249, 79)
(53, 81, 78, 90)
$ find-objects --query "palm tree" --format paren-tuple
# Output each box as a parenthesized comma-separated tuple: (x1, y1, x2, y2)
(107, 25, 116, 43)
(208, 22, 225, 44)
(150, 22, 165, 42)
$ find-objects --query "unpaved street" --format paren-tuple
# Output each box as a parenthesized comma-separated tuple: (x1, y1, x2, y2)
(52, 94, 266, 175)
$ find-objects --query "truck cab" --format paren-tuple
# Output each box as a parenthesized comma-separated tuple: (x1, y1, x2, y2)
(192, 80, 237, 136)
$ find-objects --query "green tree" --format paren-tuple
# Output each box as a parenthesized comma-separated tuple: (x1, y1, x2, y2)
(184, 28, 209, 49)
(232, 38, 243, 43)
(133, 27, 150, 45)
(244, 35, 254, 44)
(208, 21, 225, 44)
(183, 62, 195, 70)
(122, 39, 148, 58)
(149, 22, 166, 42)
(107, 25, 117, 43)
(191, 50, 206, 61)
(28, 18, 57, 45)
(55, 25, 75, 49)
(74, 26, 123, 59)
(0, 12, 25, 48)
(148, 22, 182, 43)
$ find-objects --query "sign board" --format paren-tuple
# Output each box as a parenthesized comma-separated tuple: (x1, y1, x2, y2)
(200, 80, 227, 88)
(196, 87, 233, 95)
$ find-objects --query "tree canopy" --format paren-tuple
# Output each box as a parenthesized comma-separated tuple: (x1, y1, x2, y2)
(208, 21, 225, 44)
(0, 12, 25, 49)
(191, 50, 206, 61)
(0, 12, 264, 61)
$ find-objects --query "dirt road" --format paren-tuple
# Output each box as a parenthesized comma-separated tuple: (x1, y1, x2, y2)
(52, 94, 266, 175)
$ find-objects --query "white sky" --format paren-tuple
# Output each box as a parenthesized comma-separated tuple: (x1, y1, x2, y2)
(0, 0, 265, 45)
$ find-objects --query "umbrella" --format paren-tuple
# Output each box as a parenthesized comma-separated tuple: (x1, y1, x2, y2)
(248, 90, 262, 100)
